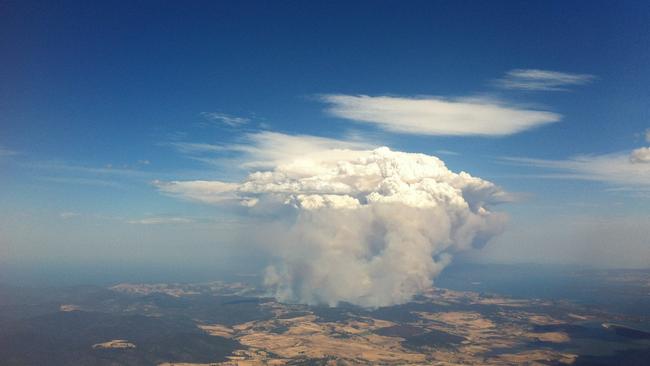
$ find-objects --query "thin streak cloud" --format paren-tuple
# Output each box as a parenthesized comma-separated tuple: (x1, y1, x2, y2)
(502, 148, 650, 190)
(127, 217, 194, 225)
(201, 112, 250, 127)
(0, 145, 18, 157)
(167, 142, 225, 154)
(496, 69, 595, 91)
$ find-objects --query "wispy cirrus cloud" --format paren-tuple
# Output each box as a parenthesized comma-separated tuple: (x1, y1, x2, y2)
(496, 69, 595, 91)
(127, 216, 194, 225)
(20, 159, 155, 190)
(28, 160, 147, 177)
(434, 150, 460, 156)
(167, 142, 224, 154)
(0, 145, 18, 157)
(320, 95, 560, 137)
(39, 176, 127, 188)
(502, 148, 650, 190)
(200, 112, 249, 127)
(59, 211, 81, 219)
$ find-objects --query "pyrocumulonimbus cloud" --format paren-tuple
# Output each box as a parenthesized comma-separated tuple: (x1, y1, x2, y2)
(158, 146, 508, 307)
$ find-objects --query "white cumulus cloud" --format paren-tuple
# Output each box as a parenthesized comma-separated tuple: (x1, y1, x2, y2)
(321, 95, 560, 136)
(157, 145, 508, 307)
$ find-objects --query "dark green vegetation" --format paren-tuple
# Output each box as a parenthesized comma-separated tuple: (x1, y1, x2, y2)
(402, 330, 465, 350)
(0, 310, 240, 366)
(0, 284, 255, 366)
(573, 348, 650, 366)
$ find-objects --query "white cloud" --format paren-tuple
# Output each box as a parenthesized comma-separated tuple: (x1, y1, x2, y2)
(163, 146, 509, 210)
(228, 131, 374, 169)
(19, 160, 154, 189)
(127, 217, 194, 225)
(321, 95, 560, 136)
(39, 176, 126, 188)
(435, 150, 460, 156)
(156, 131, 374, 205)
(496, 69, 595, 91)
(154, 180, 240, 204)
(29, 161, 146, 177)
(201, 112, 249, 127)
(503, 148, 650, 190)
(630, 147, 650, 164)
(59, 212, 81, 219)
(23, 160, 151, 189)
(167, 131, 374, 170)
(157, 144, 508, 306)
(168, 142, 224, 154)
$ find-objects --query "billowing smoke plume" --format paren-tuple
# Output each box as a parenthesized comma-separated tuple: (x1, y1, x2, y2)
(158, 146, 508, 307)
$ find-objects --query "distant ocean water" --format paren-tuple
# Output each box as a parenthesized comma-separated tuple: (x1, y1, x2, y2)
(0, 261, 263, 287)
(437, 262, 650, 317)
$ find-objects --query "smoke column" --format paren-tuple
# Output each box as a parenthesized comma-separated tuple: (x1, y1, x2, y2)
(159, 146, 508, 307)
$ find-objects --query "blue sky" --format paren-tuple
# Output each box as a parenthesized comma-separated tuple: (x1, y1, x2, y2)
(1, 1, 649, 274)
